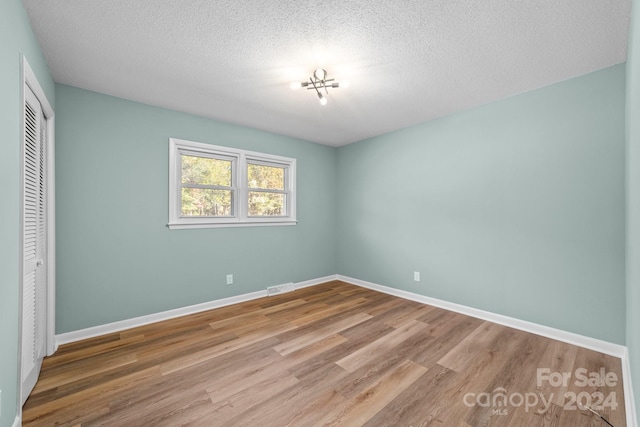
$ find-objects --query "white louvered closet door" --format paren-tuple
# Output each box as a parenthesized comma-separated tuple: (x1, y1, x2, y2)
(21, 84, 47, 404)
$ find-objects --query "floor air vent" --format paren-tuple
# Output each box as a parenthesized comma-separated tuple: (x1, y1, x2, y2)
(267, 283, 295, 296)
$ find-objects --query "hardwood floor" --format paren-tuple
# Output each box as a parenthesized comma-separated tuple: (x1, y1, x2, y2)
(22, 281, 627, 426)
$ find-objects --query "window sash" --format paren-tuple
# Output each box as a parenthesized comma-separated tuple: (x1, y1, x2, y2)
(178, 151, 237, 219)
(247, 160, 287, 188)
(247, 191, 287, 218)
(180, 188, 235, 218)
(245, 160, 290, 217)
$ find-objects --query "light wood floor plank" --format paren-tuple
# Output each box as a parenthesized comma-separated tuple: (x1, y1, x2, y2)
(335, 329, 435, 400)
(336, 319, 429, 372)
(317, 359, 428, 426)
(273, 312, 372, 356)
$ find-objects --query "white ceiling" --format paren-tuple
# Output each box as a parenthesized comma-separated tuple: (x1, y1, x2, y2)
(22, 0, 631, 147)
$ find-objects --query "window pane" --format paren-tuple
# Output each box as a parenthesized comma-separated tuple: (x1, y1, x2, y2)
(182, 154, 231, 186)
(181, 188, 232, 217)
(248, 191, 285, 216)
(247, 164, 284, 190)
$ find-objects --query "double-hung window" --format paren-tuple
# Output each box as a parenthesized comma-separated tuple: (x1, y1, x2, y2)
(168, 138, 296, 229)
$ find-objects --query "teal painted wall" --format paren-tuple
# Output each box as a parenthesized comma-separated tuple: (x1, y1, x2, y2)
(626, 0, 640, 423)
(0, 0, 54, 426)
(337, 65, 626, 344)
(55, 85, 337, 333)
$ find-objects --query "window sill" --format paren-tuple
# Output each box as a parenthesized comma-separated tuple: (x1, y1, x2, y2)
(167, 220, 297, 230)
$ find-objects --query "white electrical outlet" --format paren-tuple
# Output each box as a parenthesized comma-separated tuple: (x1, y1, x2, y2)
(414, 271, 421, 282)
(226, 274, 233, 285)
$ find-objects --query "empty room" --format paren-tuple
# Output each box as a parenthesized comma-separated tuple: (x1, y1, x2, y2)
(2, 0, 640, 426)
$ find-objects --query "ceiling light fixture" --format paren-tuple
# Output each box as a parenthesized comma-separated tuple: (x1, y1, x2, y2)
(290, 68, 341, 106)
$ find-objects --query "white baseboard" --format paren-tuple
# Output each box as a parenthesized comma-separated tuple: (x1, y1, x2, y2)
(57, 272, 624, 356)
(337, 275, 626, 358)
(12, 414, 21, 427)
(622, 348, 639, 427)
(295, 274, 339, 289)
(55, 275, 336, 346)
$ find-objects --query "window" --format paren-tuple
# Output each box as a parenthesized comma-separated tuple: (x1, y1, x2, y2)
(169, 138, 296, 229)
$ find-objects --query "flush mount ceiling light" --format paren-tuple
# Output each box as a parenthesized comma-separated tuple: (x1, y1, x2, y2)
(290, 68, 342, 106)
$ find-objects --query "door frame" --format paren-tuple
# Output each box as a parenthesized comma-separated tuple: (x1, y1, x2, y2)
(18, 56, 56, 407)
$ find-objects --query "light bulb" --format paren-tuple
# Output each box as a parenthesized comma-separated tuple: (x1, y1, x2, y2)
(318, 93, 328, 106)
(314, 68, 327, 81)
(340, 80, 350, 89)
(290, 81, 302, 90)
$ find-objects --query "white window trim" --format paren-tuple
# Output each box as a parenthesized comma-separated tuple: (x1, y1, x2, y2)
(168, 138, 297, 229)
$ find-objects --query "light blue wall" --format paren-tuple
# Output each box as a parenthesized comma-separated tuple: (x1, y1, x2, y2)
(0, 0, 54, 426)
(337, 65, 626, 344)
(55, 85, 337, 333)
(626, 0, 640, 423)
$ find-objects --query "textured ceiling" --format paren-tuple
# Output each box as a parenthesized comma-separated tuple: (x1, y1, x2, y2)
(23, 0, 631, 147)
